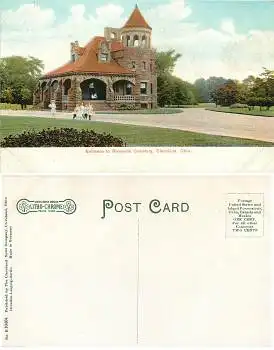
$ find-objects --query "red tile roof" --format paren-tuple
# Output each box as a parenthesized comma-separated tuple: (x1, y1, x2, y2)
(111, 41, 124, 52)
(123, 5, 151, 30)
(44, 36, 132, 78)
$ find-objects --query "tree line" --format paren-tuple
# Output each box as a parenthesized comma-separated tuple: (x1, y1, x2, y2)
(0, 56, 44, 107)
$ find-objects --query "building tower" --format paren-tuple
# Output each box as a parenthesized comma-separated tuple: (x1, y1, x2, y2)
(107, 5, 157, 109)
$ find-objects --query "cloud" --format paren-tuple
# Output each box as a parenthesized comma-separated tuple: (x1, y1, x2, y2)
(3, 4, 55, 30)
(1, 1, 274, 82)
(220, 19, 235, 35)
(146, 0, 192, 21)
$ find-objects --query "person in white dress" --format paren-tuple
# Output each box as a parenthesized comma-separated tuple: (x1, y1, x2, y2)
(88, 103, 95, 120)
(73, 105, 79, 119)
(48, 100, 56, 117)
(83, 103, 89, 120)
(80, 103, 85, 120)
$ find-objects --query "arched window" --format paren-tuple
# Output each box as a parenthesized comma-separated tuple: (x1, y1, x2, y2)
(51, 81, 58, 91)
(126, 35, 131, 47)
(133, 35, 139, 47)
(63, 79, 71, 96)
(141, 35, 146, 47)
(111, 32, 116, 39)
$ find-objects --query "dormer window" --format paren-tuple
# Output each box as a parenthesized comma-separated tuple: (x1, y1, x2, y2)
(100, 53, 108, 62)
(72, 54, 76, 62)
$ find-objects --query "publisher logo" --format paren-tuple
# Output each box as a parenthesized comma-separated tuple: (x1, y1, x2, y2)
(16, 199, 77, 215)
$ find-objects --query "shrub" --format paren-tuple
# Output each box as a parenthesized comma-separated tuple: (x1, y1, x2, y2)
(230, 103, 249, 108)
(116, 104, 136, 111)
(0, 128, 126, 147)
(0, 103, 32, 110)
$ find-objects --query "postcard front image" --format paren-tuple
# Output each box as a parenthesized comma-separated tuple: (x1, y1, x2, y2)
(2, 175, 271, 346)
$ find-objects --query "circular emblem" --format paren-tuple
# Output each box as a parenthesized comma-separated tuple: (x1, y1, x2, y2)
(63, 199, 77, 215)
(16, 199, 30, 214)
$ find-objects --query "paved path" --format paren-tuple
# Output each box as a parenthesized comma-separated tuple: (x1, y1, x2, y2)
(1, 108, 274, 142)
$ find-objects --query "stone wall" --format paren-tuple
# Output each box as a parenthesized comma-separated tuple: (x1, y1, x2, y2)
(114, 47, 157, 108)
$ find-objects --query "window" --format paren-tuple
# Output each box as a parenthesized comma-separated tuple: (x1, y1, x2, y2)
(132, 61, 136, 69)
(151, 83, 153, 94)
(71, 53, 76, 62)
(111, 32, 116, 39)
(100, 53, 108, 62)
(140, 82, 147, 95)
(126, 36, 131, 47)
(141, 35, 146, 47)
(143, 61, 146, 70)
(133, 35, 139, 47)
(150, 62, 153, 72)
(126, 83, 132, 95)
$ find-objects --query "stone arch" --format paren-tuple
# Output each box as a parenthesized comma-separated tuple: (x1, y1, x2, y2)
(41, 81, 50, 109)
(112, 76, 135, 85)
(113, 79, 135, 95)
(111, 32, 116, 39)
(80, 78, 107, 101)
(63, 79, 72, 96)
(51, 79, 59, 89)
(133, 34, 139, 47)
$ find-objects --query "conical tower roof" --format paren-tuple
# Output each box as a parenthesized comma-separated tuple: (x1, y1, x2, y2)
(123, 5, 152, 30)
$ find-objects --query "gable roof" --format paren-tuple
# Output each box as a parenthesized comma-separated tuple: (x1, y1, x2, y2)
(123, 5, 152, 30)
(43, 36, 132, 78)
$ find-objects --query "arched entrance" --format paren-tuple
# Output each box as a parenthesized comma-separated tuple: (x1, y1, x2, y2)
(113, 80, 135, 103)
(80, 78, 106, 101)
(63, 79, 71, 109)
(113, 80, 133, 95)
(41, 81, 50, 109)
(51, 80, 59, 101)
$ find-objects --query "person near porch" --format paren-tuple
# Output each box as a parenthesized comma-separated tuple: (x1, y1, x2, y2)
(83, 103, 89, 120)
(48, 100, 56, 117)
(73, 104, 79, 119)
(88, 103, 95, 120)
(80, 102, 85, 119)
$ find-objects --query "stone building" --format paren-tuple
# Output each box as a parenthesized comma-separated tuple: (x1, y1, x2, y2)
(34, 5, 157, 111)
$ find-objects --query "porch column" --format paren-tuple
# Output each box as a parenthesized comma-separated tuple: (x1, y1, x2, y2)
(55, 80, 63, 111)
(106, 77, 114, 104)
(69, 77, 82, 111)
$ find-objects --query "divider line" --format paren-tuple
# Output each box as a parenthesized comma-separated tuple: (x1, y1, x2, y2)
(137, 218, 140, 345)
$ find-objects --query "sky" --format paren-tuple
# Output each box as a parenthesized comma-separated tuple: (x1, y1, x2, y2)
(1, 0, 274, 82)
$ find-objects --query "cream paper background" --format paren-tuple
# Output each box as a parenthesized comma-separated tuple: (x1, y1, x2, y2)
(1, 174, 272, 346)
(1, 147, 274, 174)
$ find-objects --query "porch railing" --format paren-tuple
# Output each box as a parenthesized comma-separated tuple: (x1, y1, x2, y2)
(114, 95, 135, 102)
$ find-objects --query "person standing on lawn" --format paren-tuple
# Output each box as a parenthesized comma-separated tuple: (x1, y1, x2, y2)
(73, 104, 79, 119)
(88, 103, 95, 120)
(48, 100, 56, 117)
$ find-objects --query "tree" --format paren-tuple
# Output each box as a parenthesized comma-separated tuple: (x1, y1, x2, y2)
(194, 76, 229, 103)
(0, 56, 44, 105)
(211, 80, 239, 106)
(193, 78, 208, 102)
(156, 49, 198, 106)
(156, 49, 182, 77)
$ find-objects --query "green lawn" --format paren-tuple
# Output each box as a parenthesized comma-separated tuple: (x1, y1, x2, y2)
(207, 106, 274, 117)
(0, 115, 273, 146)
